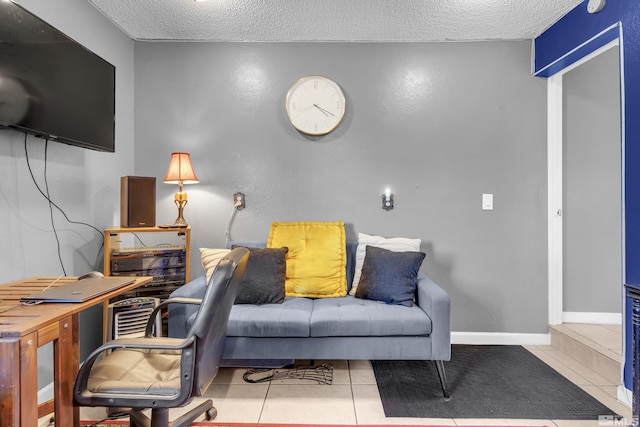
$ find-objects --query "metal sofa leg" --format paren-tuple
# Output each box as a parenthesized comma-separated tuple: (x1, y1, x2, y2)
(434, 360, 450, 400)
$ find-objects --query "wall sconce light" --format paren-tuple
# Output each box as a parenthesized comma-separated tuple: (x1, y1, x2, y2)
(587, 0, 605, 13)
(163, 152, 199, 227)
(382, 188, 394, 211)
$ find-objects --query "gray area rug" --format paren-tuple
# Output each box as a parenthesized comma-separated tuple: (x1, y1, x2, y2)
(373, 345, 620, 419)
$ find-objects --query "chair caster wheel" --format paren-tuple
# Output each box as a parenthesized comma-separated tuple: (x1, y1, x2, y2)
(205, 407, 217, 421)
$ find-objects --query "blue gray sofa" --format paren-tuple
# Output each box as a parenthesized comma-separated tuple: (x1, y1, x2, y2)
(168, 241, 452, 398)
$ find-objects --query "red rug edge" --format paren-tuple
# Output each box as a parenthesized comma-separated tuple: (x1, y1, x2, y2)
(81, 421, 549, 427)
(190, 424, 549, 427)
(194, 424, 550, 427)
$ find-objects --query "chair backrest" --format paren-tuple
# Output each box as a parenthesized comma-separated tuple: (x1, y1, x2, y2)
(188, 246, 249, 396)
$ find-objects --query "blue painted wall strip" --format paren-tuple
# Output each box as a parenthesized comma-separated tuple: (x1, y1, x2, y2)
(534, 0, 625, 74)
(534, 25, 620, 78)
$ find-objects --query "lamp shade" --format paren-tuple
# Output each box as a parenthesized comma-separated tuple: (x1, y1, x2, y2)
(163, 152, 199, 184)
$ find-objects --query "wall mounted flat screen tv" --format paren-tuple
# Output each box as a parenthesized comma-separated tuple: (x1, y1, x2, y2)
(0, 1, 115, 152)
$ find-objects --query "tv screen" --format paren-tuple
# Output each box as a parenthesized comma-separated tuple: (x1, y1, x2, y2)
(0, 1, 115, 152)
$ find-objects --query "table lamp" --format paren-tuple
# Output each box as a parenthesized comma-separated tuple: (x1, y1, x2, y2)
(163, 152, 199, 227)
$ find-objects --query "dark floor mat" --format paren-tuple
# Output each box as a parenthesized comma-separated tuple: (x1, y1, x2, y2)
(373, 345, 620, 419)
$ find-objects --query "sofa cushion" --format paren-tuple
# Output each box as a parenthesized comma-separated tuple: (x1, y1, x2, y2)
(350, 233, 421, 296)
(267, 221, 347, 298)
(356, 246, 425, 307)
(226, 297, 314, 337)
(309, 295, 432, 337)
(345, 242, 357, 292)
(200, 248, 231, 284)
(231, 245, 288, 304)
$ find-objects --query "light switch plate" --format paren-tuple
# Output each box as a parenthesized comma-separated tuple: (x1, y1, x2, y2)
(482, 193, 493, 210)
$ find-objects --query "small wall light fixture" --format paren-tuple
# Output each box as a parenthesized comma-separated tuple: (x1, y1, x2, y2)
(587, 0, 605, 13)
(163, 152, 199, 227)
(382, 188, 394, 211)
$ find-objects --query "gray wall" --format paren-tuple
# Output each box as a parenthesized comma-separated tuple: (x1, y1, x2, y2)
(563, 47, 622, 314)
(135, 41, 548, 333)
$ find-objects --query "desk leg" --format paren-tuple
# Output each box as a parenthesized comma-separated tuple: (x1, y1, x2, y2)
(54, 314, 79, 426)
(0, 338, 20, 427)
(20, 331, 38, 426)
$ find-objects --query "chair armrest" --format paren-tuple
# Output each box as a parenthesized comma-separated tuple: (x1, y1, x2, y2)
(83, 336, 194, 366)
(168, 275, 207, 338)
(104, 336, 194, 351)
(415, 272, 451, 361)
(73, 337, 196, 406)
(146, 298, 203, 337)
(74, 335, 196, 402)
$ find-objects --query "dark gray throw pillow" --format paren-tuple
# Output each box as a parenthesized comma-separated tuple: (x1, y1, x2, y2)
(231, 245, 288, 304)
(355, 245, 425, 307)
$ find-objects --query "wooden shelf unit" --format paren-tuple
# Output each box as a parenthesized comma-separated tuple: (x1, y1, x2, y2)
(103, 226, 191, 338)
(103, 226, 191, 297)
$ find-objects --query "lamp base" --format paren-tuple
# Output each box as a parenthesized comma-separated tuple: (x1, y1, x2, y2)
(172, 198, 189, 227)
(171, 218, 189, 228)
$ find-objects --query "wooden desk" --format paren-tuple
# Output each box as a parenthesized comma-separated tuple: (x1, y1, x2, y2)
(0, 276, 152, 427)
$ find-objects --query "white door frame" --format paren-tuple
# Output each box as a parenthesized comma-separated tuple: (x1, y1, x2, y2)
(547, 39, 622, 326)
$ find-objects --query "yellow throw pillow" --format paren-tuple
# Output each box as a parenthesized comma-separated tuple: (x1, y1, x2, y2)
(267, 221, 346, 298)
(200, 248, 231, 284)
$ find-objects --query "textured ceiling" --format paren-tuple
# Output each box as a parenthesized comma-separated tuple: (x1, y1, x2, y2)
(88, 0, 584, 42)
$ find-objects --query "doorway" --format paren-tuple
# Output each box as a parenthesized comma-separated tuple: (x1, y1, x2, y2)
(547, 40, 623, 326)
(562, 46, 622, 323)
(546, 39, 626, 403)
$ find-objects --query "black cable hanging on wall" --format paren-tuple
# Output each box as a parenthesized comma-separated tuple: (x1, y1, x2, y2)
(23, 133, 104, 275)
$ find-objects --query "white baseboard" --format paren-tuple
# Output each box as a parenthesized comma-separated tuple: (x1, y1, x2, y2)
(452, 331, 551, 346)
(617, 384, 632, 408)
(38, 361, 84, 404)
(562, 312, 622, 325)
(38, 381, 53, 403)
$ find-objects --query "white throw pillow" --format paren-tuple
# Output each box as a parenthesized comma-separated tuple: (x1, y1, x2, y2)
(349, 233, 421, 296)
(200, 248, 231, 284)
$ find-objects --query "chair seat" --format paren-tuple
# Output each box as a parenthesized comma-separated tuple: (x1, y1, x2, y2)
(86, 348, 183, 398)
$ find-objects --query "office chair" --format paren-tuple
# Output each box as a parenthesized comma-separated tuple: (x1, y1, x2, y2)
(74, 247, 249, 427)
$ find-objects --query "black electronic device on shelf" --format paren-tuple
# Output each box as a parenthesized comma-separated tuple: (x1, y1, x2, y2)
(109, 246, 187, 304)
(0, 1, 115, 152)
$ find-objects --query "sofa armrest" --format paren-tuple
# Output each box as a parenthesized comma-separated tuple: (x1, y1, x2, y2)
(415, 272, 451, 361)
(167, 274, 207, 338)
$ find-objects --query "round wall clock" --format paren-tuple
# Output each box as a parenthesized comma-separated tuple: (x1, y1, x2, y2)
(285, 75, 346, 136)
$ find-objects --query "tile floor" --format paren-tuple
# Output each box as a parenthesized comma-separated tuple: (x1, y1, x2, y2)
(71, 324, 633, 426)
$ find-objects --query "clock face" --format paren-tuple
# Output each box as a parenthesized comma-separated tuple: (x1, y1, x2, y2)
(0, 76, 30, 126)
(285, 75, 346, 136)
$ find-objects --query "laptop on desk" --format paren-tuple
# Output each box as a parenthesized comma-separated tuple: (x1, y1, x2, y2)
(20, 277, 136, 303)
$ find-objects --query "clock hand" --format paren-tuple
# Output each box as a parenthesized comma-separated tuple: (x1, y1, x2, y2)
(312, 104, 329, 117)
(313, 103, 335, 117)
